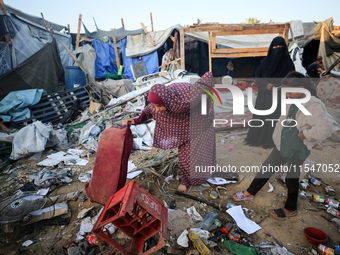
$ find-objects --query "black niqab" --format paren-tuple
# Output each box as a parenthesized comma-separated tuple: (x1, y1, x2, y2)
(262, 36, 292, 77)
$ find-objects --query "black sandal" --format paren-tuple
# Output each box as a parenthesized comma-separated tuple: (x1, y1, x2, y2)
(271, 208, 297, 220)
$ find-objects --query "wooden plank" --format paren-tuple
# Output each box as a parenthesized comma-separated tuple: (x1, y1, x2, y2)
(284, 23, 290, 44)
(40, 12, 54, 38)
(112, 36, 120, 67)
(180, 28, 185, 70)
(0, 0, 7, 15)
(212, 33, 216, 51)
(159, 58, 181, 69)
(213, 29, 284, 36)
(121, 18, 125, 29)
(76, 14, 82, 50)
(67, 24, 70, 35)
(141, 22, 155, 46)
(208, 31, 212, 73)
(211, 52, 268, 58)
(171, 31, 178, 60)
(184, 24, 286, 33)
(212, 47, 269, 54)
(150, 12, 154, 32)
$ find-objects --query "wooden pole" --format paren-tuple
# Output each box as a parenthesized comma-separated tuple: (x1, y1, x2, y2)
(159, 58, 181, 69)
(180, 28, 185, 70)
(0, 0, 7, 15)
(171, 31, 178, 60)
(41, 13, 53, 39)
(76, 14, 82, 50)
(284, 23, 290, 45)
(208, 31, 212, 72)
(150, 12, 154, 32)
(67, 24, 70, 35)
(121, 18, 125, 29)
(141, 22, 155, 46)
(112, 36, 120, 67)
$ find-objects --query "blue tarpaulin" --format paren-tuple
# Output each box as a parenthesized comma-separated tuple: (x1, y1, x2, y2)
(92, 38, 158, 81)
(0, 89, 46, 122)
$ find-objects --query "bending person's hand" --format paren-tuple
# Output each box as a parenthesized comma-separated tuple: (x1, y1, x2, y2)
(267, 83, 274, 91)
(126, 119, 135, 125)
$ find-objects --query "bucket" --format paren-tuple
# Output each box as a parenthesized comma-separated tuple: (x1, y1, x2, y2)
(65, 66, 86, 90)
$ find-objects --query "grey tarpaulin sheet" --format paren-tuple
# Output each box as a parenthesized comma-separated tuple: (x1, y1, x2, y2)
(96, 27, 145, 42)
(125, 25, 182, 58)
(0, 89, 45, 122)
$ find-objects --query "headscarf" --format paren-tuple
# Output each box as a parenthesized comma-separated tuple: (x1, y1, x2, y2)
(147, 91, 166, 107)
(262, 36, 292, 77)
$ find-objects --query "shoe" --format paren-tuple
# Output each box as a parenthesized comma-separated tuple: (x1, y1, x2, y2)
(270, 208, 297, 220)
(232, 191, 254, 202)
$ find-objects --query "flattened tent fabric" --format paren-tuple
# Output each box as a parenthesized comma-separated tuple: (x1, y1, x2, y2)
(95, 27, 144, 41)
(0, 39, 65, 99)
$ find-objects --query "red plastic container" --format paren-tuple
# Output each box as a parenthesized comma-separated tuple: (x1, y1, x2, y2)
(91, 180, 168, 255)
(304, 227, 327, 245)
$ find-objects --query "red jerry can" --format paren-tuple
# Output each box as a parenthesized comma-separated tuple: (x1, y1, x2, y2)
(91, 180, 168, 255)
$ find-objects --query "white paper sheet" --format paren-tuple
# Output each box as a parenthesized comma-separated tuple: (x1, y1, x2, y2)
(226, 205, 261, 234)
(67, 149, 85, 155)
(127, 161, 143, 179)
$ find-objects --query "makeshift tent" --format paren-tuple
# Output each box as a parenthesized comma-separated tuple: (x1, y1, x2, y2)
(299, 17, 340, 71)
(1, 4, 73, 71)
(0, 39, 65, 99)
(83, 24, 181, 81)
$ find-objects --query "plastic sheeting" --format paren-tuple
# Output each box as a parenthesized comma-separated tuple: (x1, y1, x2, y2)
(0, 9, 73, 71)
(125, 25, 181, 58)
(10, 121, 52, 160)
(73, 44, 96, 79)
(92, 37, 159, 81)
(0, 89, 45, 122)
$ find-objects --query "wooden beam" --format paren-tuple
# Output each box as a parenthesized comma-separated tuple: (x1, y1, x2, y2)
(180, 28, 185, 70)
(150, 12, 154, 32)
(112, 36, 120, 67)
(159, 58, 181, 69)
(212, 47, 269, 54)
(171, 31, 178, 60)
(284, 23, 290, 44)
(141, 22, 155, 46)
(211, 52, 268, 58)
(41, 13, 54, 38)
(184, 24, 286, 33)
(208, 31, 212, 73)
(76, 14, 82, 50)
(213, 29, 284, 36)
(121, 18, 125, 29)
(0, 0, 7, 15)
(67, 24, 70, 35)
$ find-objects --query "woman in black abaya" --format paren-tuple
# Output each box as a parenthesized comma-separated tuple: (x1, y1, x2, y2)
(244, 36, 295, 149)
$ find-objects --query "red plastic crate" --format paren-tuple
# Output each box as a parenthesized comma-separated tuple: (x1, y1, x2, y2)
(92, 180, 168, 255)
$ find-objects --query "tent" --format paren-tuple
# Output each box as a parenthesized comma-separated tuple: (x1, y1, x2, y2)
(1, 4, 73, 71)
(299, 17, 340, 71)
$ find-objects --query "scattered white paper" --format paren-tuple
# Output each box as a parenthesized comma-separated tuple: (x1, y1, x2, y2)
(133, 138, 152, 150)
(65, 157, 89, 166)
(207, 177, 236, 185)
(37, 152, 78, 166)
(67, 149, 85, 155)
(127, 161, 143, 179)
(37, 188, 49, 196)
(226, 205, 261, 234)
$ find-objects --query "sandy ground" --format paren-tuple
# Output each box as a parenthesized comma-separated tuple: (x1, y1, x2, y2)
(0, 128, 339, 255)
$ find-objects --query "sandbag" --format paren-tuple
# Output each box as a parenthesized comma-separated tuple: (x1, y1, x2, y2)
(85, 125, 133, 205)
